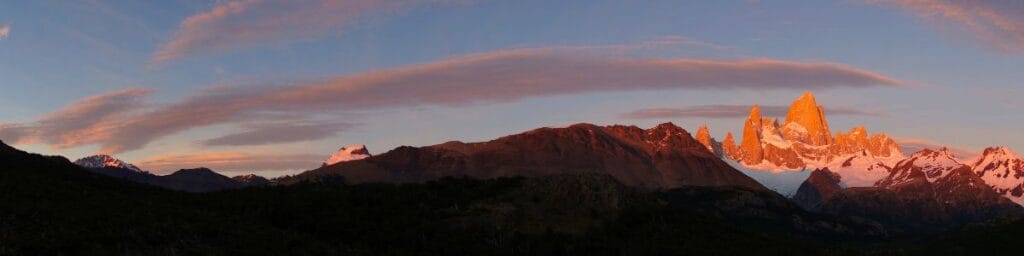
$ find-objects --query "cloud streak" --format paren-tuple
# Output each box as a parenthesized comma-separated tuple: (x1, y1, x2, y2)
(871, 0, 1024, 53)
(137, 151, 325, 175)
(202, 121, 354, 146)
(0, 88, 155, 148)
(621, 105, 889, 119)
(3, 47, 908, 154)
(151, 0, 461, 65)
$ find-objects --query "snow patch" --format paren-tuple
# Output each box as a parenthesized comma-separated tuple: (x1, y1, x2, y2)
(324, 144, 371, 166)
(727, 159, 811, 197)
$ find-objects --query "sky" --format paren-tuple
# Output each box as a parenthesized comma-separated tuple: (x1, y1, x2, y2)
(1, 0, 1022, 177)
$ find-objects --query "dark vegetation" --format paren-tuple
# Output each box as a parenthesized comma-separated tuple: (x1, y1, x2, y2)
(2, 142, 1023, 255)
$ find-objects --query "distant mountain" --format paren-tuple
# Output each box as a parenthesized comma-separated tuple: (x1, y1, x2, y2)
(233, 174, 270, 186)
(700, 92, 903, 193)
(72, 154, 262, 192)
(74, 155, 144, 173)
(288, 122, 766, 191)
(970, 147, 1024, 205)
(794, 148, 1021, 229)
(323, 144, 371, 166)
(713, 91, 903, 174)
(158, 168, 244, 193)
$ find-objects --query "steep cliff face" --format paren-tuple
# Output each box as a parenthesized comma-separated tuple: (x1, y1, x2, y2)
(695, 125, 723, 158)
(722, 132, 741, 160)
(782, 91, 833, 146)
(740, 105, 765, 165)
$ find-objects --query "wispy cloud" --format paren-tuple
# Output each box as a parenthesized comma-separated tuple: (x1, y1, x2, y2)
(894, 136, 980, 160)
(0, 24, 10, 39)
(0, 88, 155, 148)
(137, 151, 325, 175)
(870, 0, 1024, 53)
(151, 0, 463, 66)
(621, 105, 889, 119)
(3, 45, 908, 154)
(202, 121, 354, 146)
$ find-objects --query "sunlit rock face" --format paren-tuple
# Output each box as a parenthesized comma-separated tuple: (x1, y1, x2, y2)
(695, 125, 723, 158)
(721, 132, 741, 160)
(782, 91, 832, 146)
(739, 105, 765, 165)
(704, 91, 905, 189)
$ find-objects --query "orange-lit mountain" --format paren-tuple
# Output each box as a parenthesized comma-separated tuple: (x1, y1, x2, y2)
(700, 91, 904, 189)
(289, 123, 766, 190)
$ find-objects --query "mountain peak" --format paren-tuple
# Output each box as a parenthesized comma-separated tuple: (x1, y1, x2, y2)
(324, 144, 372, 166)
(740, 105, 765, 165)
(73, 155, 144, 173)
(694, 124, 723, 157)
(797, 90, 816, 101)
(650, 122, 684, 132)
(914, 147, 960, 160)
(980, 146, 1020, 159)
(783, 91, 832, 146)
(749, 104, 762, 121)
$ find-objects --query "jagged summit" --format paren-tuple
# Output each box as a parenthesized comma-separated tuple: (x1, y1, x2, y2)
(695, 124, 723, 157)
(723, 92, 902, 171)
(888, 148, 965, 184)
(323, 145, 372, 166)
(978, 146, 1020, 159)
(782, 91, 832, 146)
(73, 155, 144, 173)
(970, 146, 1024, 205)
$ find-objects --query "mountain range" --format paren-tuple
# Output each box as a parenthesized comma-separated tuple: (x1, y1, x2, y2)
(5, 91, 1024, 254)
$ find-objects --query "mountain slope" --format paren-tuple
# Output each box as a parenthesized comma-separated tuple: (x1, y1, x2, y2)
(794, 148, 1022, 230)
(970, 147, 1024, 205)
(289, 123, 766, 190)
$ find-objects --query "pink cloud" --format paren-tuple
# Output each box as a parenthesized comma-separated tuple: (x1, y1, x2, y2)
(151, 0, 462, 65)
(0, 88, 155, 149)
(4, 47, 908, 154)
(871, 0, 1024, 53)
(622, 105, 889, 119)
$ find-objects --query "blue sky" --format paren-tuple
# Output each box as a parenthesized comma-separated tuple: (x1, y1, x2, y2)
(1, 0, 1021, 177)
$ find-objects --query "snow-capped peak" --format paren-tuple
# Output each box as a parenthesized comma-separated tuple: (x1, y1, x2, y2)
(970, 146, 1024, 205)
(898, 148, 964, 183)
(323, 144, 371, 166)
(977, 146, 1020, 160)
(825, 150, 892, 187)
(73, 155, 144, 173)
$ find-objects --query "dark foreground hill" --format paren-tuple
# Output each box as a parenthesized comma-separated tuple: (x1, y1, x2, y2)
(2, 140, 1023, 255)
